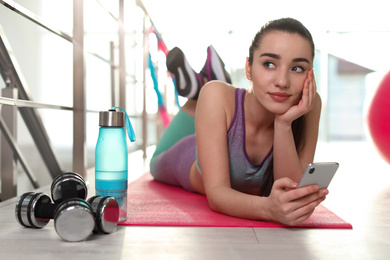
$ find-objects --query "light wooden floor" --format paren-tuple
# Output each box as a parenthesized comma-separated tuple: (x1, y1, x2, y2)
(1, 142, 390, 259)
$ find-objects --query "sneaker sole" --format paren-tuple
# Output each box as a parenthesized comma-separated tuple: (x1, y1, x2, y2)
(207, 46, 232, 83)
(166, 47, 200, 99)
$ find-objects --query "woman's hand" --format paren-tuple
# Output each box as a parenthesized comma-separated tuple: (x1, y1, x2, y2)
(276, 69, 317, 125)
(264, 177, 328, 226)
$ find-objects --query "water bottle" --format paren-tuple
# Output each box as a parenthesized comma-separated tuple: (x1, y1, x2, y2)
(95, 108, 136, 222)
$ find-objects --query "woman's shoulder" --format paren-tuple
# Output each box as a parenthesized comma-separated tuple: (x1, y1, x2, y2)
(197, 81, 240, 126)
(199, 81, 238, 102)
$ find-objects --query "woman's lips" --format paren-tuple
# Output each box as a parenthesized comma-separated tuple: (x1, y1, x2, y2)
(269, 92, 291, 102)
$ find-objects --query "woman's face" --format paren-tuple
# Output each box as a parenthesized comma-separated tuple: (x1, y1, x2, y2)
(246, 31, 313, 115)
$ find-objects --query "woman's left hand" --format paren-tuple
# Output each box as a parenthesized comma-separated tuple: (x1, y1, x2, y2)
(276, 69, 317, 124)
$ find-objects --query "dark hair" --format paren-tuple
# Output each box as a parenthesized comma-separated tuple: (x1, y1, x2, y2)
(248, 18, 315, 66)
(254, 18, 312, 196)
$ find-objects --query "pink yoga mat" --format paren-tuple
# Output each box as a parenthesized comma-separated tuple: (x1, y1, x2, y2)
(119, 173, 352, 229)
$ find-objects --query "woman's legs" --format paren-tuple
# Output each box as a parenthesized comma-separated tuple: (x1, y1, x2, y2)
(151, 100, 197, 159)
(150, 101, 197, 192)
(150, 134, 197, 192)
(150, 46, 231, 192)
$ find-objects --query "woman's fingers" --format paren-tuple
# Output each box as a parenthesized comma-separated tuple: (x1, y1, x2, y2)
(286, 195, 326, 225)
(283, 183, 320, 201)
(270, 178, 328, 225)
(277, 195, 325, 226)
(308, 69, 316, 106)
(301, 69, 316, 111)
(272, 177, 298, 191)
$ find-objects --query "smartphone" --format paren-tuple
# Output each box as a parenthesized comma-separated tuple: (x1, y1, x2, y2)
(297, 162, 339, 189)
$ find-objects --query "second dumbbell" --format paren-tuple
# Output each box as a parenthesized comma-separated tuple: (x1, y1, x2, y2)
(15, 192, 95, 242)
(15, 192, 120, 241)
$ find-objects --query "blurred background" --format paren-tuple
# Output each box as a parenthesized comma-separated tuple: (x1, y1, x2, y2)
(0, 0, 389, 200)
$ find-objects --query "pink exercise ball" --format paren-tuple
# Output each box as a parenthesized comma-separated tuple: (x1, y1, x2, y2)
(367, 71, 390, 164)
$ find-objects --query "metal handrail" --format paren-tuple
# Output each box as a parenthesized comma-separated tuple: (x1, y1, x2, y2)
(0, 0, 73, 43)
(0, 115, 39, 189)
(0, 97, 73, 110)
(0, 0, 165, 201)
(96, 0, 119, 22)
(0, 22, 65, 183)
(0, 0, 133, 75)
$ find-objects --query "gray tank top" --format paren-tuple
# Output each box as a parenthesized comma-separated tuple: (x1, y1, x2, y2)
(197, 88, 273, 194)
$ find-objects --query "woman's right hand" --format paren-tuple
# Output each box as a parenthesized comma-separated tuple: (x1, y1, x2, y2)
(264, 177, 328, 226)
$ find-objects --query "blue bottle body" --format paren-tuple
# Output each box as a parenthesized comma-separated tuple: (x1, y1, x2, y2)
(95, 127, 128, 221)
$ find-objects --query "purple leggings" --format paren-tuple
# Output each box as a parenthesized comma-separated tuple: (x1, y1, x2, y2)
(150, 134, 197, 192)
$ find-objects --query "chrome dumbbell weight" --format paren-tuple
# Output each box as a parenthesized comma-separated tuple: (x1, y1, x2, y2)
(87, 195, 120, 234)
(15, 192, 95, 242)
(15, 192, 53, 229)
(51, 172, 87, 204)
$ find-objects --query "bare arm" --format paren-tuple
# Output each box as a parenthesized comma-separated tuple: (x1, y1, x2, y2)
(273, 69, 322, 182)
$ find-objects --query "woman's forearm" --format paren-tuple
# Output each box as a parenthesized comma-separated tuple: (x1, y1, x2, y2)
(272, 119, 304, 182)
(206, 185, 272, 221)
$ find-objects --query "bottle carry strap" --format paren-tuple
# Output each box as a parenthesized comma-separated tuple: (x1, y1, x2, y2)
(111, 107, 136, 142)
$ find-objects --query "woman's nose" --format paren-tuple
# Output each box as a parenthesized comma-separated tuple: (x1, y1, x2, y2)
(274, 69, 289, 88)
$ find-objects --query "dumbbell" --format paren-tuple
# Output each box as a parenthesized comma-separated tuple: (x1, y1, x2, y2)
(15, 172, 87, 228)
(15, 192, 95, 242)
(15, 192, 119, 241)
(15, 172, 91, 242)
(51, 172, 119, 233)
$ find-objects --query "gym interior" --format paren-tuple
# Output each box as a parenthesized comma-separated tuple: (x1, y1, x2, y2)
(1, 0, 390, 259)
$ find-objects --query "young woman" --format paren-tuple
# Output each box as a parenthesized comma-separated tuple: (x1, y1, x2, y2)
(150, 18, 324, 226)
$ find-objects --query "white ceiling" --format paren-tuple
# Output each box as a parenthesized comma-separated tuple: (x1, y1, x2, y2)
(141, 0, 390, 72)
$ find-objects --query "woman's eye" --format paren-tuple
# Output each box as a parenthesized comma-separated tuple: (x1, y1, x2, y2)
(292, 66, 305, 73)
(264, 62, 276, 69)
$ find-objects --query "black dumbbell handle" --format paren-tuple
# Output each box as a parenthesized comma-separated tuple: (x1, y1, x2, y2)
(34, 202, 57, 219)
(60, 181, 81, 201)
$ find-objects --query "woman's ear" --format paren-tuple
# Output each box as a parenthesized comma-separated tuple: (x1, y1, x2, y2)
(245, 57, 252, 80)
